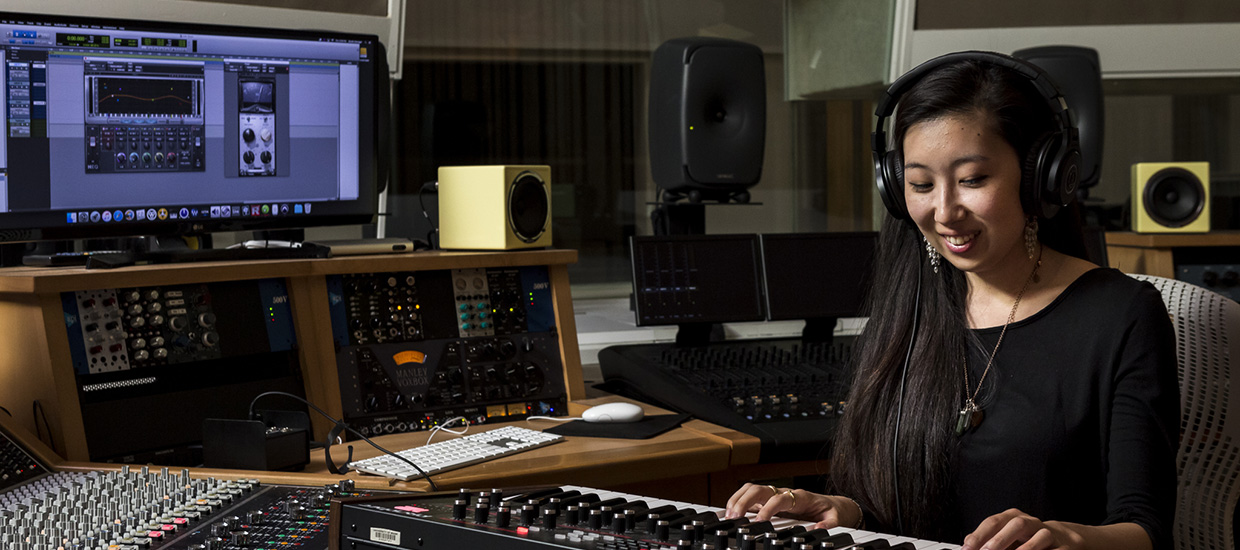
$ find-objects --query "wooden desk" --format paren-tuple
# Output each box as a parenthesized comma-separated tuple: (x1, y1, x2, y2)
(302, 396, 760, 505)
(1106, 231, 1240, 277)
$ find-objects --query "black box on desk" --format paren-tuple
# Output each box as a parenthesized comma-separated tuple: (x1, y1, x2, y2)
(202, 418, 309, 471)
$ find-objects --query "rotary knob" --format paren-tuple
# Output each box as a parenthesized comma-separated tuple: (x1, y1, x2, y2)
(242, 128, 255, 142)
(260, 128, 272, 142)
(260, 151, 272, 164)
(198, 312, 216, 328)
(154, 348, 168, 359)
(201, 332, 219, 347)
(169, 316, 186, 331)
(243, 151, 255, 164)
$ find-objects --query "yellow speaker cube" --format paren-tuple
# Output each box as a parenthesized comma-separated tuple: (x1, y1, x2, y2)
(1131, 162, 1210, 233)
(438, 165, 552, 250)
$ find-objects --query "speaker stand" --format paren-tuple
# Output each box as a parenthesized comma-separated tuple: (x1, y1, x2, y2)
(649, 200, 763, 236)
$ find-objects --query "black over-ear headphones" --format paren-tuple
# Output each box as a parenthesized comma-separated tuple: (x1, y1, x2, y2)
(871, 51, 1082, 221)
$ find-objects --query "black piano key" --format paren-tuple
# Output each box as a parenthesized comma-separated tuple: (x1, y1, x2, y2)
(594, 497, 628, 509)
(533, 490, 581, 505)
(668, 510, 718, 528)
(503, 487, 563, 503)
(814, 532, 855, 548)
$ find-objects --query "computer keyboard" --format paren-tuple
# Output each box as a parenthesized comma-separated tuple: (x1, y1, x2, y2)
(348, 425, 565, 481)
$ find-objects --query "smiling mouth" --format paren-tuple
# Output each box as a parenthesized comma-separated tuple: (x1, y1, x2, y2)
(943, 234, 974, 246)
(941, 233, 977, 252)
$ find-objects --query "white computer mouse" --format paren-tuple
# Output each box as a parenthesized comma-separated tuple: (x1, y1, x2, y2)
(581, 402, 645, 423)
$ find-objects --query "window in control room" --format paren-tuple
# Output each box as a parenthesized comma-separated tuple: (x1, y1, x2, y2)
(385, 1, 875, 294)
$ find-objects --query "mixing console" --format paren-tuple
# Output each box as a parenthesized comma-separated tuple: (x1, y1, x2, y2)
(0, 418, 390, 550)
(599, 337, 854, 463)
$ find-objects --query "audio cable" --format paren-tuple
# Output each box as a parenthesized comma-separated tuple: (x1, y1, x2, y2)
(891, 261, 921, 535)
(247, 391, 440, 491)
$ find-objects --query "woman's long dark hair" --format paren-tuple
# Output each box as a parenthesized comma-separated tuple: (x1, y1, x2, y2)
(829, 58, 1088, 540)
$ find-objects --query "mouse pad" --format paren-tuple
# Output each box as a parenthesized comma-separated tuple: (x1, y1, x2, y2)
(542, 414, 691, 439)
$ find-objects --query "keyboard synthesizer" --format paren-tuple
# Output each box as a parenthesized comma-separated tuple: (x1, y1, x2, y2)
(331, 484, 961, 549)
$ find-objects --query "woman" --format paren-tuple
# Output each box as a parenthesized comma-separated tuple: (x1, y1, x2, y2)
(724, 53, 1179, 550)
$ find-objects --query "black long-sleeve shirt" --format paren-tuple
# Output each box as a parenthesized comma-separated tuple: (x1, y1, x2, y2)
(952, 268, 1179, 547)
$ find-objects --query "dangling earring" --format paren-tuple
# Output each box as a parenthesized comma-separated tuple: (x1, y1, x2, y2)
(1024, 217, 1039, 260)
(923, 235, 940, 274)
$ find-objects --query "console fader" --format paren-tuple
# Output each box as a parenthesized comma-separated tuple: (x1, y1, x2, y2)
(328, 266, 567, 438)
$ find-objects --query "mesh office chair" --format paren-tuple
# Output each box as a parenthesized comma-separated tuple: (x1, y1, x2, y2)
(1131, 274, 1240, 550)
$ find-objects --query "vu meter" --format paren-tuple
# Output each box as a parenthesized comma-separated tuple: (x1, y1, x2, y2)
(238, 77, 276, 176)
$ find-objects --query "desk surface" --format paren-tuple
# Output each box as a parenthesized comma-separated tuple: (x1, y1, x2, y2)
(303, 396, 761, 493)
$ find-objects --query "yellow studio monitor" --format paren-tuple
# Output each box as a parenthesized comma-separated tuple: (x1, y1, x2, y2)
(1132, 162, 1210, 233)
(438, 165, 552, 250)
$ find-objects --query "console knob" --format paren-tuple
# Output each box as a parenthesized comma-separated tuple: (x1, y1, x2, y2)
(242, 128, 255, 142)
(542, 508, 558, 529)
(150, 336, 165, 347)
(133, 350, 150, 361)
(243, 151, 255, 164)
(452, 500, 468, 521)
(496, 506, 511, 528)
(168, 316, 185, 331)
(167, 151, 177, 163)
(154, 348, 168, 359)
(115, 152, 127, 166)
(150, 315, 166, 327)
(198, 312, 216, 328)
(201, 332, 219, 347)
(260, 151, 272, 164)
(260, 128, 272, 142)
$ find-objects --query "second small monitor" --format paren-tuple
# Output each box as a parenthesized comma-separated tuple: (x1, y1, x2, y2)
(759, 232, 877, 321)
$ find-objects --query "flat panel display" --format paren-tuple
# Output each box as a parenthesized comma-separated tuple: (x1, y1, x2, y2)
(630, 234, 766, 326)
(0, 10, 385, 242)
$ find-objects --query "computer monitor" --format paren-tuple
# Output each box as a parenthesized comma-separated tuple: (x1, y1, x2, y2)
(630, 234, 766, 326)
(0, 10, 386, 243)
(759, 232, 877, 321)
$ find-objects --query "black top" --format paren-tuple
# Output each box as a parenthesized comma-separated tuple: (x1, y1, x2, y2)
(953, 268, 1179, 547)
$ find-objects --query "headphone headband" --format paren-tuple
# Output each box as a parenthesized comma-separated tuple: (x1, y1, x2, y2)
(872, 50, 1081, 221)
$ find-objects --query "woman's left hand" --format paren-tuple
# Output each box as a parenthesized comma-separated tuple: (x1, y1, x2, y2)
(963, 509, 1084, 550)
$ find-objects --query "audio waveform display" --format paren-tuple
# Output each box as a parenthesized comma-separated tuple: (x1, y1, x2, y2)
(92, 77, 197, 117)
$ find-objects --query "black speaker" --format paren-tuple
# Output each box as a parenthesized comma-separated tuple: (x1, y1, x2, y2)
(649, 37, 766, 199)
(1013, 45, 1104, 191)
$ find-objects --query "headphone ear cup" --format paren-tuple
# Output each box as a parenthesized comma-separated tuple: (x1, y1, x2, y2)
(879, 150, 908, 220)
(1021, 133, 1055, 218)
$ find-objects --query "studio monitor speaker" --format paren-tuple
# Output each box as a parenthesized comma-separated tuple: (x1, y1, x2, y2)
(649, 37, 765, 198)
(438, 165, 552, 250)
(1132, 162, 1210, 233)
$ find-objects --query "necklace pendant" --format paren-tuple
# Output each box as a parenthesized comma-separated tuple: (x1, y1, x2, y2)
(955, 400, 984, 436)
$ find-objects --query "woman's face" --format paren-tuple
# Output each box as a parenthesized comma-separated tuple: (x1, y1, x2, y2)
(902, 112, 1029, 279)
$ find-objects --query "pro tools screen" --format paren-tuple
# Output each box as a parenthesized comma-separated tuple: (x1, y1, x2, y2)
(0, 11, 380, 237)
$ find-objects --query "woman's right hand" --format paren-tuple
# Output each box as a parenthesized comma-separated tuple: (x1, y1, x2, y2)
(722, 483, 861, 529)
